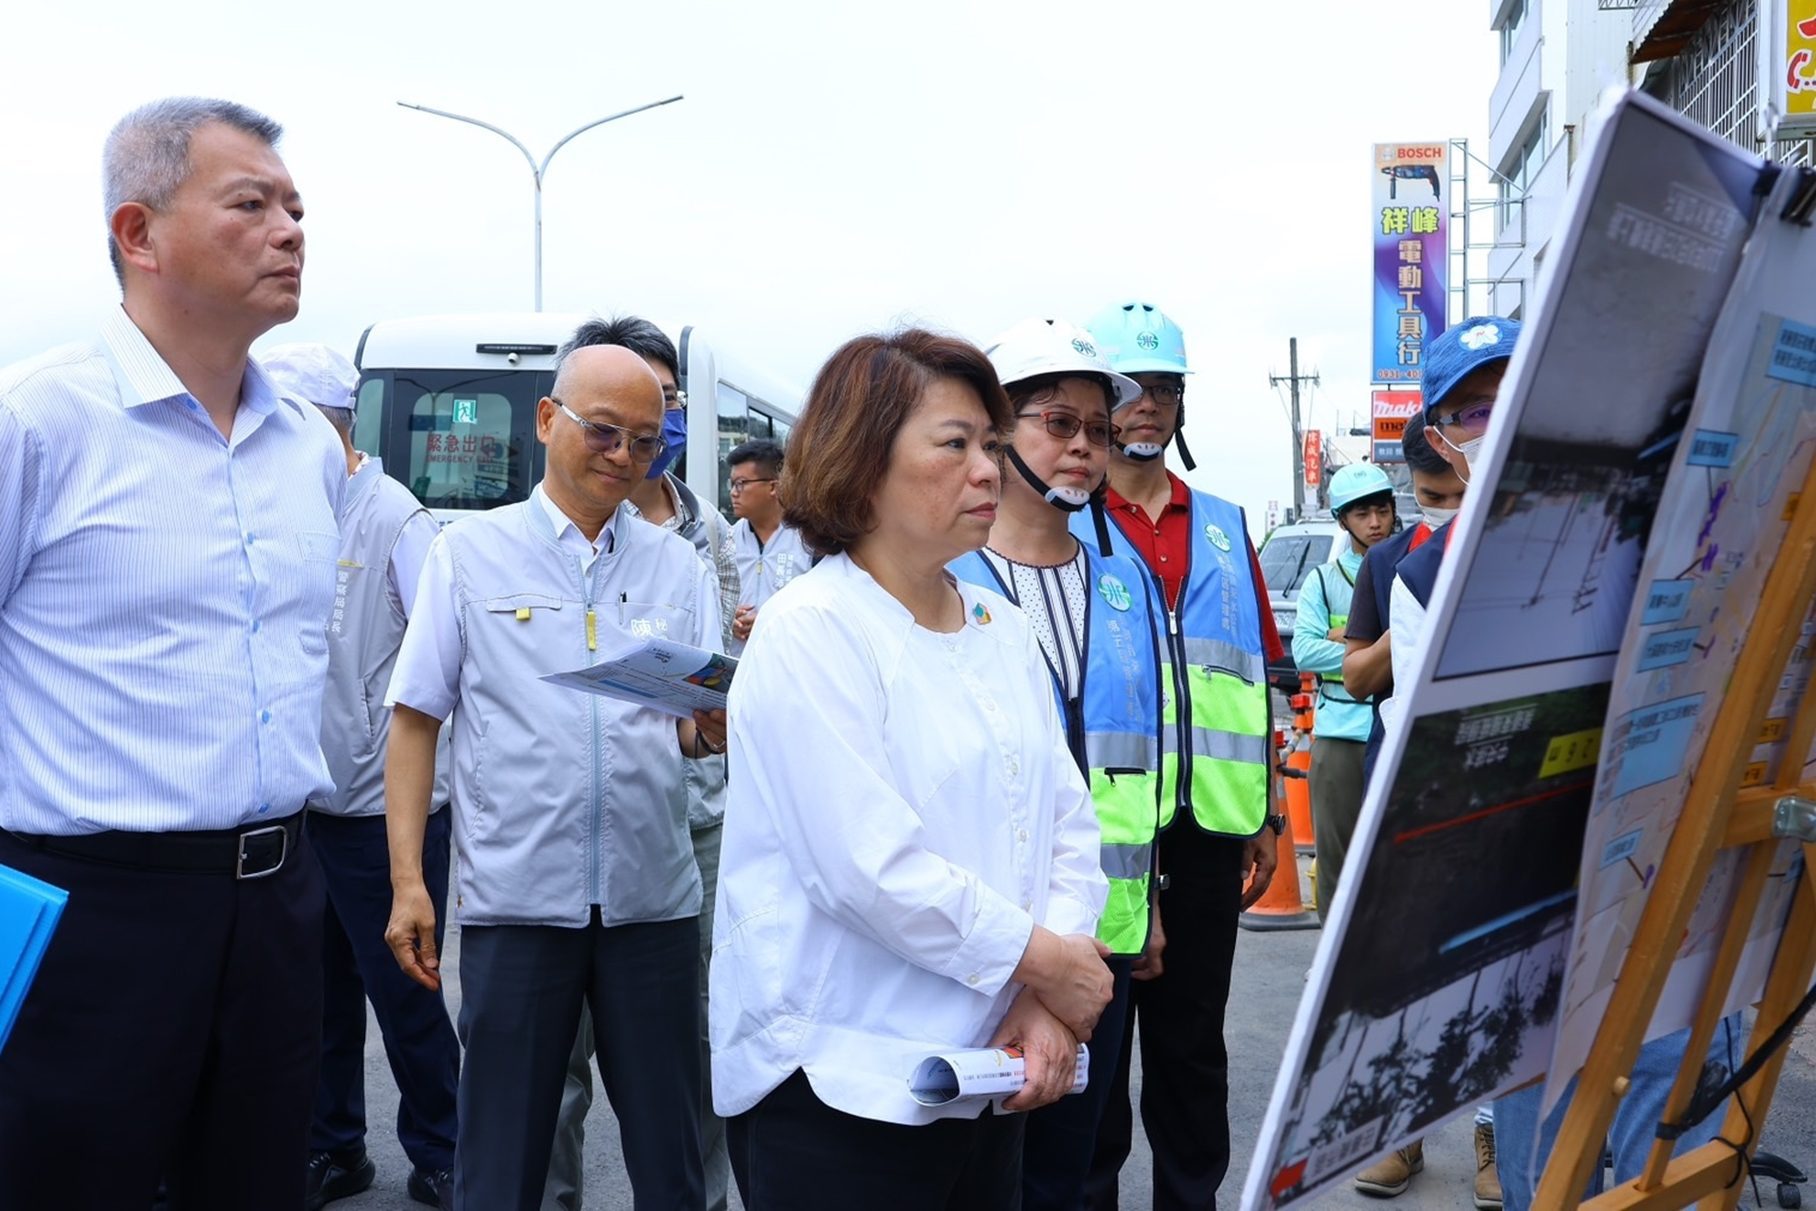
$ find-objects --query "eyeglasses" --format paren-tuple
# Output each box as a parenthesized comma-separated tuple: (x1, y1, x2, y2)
(1430, 402, 1495, 436)
(552, 399, 667, 463)
(728, 476, 777, 495)
(1137, 382, 1184, 408)
(662, 387, 688, 412)
(1015, 410, 1121, 448)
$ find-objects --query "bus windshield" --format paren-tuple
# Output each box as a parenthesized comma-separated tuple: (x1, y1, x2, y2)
(357, 368, 544, 512)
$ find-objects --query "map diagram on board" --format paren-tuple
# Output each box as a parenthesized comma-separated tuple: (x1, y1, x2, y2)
(1551, 302, 1816, 1100)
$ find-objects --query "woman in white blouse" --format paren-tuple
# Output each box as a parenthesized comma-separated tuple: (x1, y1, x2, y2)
(710, 329, 1114, 1209)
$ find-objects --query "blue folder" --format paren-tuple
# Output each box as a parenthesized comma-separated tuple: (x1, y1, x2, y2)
(0, 864, 68, 1053)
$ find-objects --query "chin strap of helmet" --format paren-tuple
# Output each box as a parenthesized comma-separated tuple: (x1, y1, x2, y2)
(1173, 429, 1197, 472)
(1006, 445, 1091, 513)
(1089, 486, 1114, 557)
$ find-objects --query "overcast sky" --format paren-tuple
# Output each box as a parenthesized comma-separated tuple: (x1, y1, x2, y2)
(0, 0, 1495, 533)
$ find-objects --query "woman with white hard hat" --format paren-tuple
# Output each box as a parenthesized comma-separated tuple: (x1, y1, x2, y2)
(710, 328, 1113, 1210)
(949, 317, 1168, 1211)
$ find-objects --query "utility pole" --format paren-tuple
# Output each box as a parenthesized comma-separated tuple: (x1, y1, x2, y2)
(1269, 338, 1320, 521)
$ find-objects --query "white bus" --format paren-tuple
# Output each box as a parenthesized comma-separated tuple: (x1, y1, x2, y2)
(349, 312, 801, 523)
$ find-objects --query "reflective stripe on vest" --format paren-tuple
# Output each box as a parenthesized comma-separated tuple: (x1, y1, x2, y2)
(1098, 492, 1271, 837)
(949, 547, 1164, 956)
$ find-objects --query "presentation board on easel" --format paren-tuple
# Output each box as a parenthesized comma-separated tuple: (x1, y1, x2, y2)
(1533, 159, 1816, 1210)
(1239, 89, 1815, 1211)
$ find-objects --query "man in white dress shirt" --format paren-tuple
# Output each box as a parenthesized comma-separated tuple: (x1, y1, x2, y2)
(382, 340, 727, 1210)
(0, 97, 344, 1211)
(726, 437, 810, 651)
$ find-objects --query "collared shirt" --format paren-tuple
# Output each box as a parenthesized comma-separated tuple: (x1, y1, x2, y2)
(0, 307, 346, 834)
(535, 483, 613, 572)
(625, 474, 740, 652)
(387, 486, 718, 925)
(389, 483, 632, 722)
(729, 518, 811, 652)
(351, 453, 439, 616)
(1104, 474, 1285, 661)
(711, 555, 1105, 1126)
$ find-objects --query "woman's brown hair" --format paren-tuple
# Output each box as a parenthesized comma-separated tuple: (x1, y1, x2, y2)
(782, 329, 1011, 557)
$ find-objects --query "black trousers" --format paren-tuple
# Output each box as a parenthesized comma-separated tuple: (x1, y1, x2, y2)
(455, 913, 702, 1211)
(729, 1069, 1025, 1211)
(1023, 958, 1135, 1210)
(0, 823, 325, 1211)
(308, 808, 459, 1171)
(1086, 827, 1244, 1211)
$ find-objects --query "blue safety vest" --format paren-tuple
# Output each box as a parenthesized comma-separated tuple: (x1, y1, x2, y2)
(1085, 491, 1271, 837)
(948, 545, 1163, 955)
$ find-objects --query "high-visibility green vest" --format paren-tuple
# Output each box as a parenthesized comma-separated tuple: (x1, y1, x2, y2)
(948, 546, 1165, 955)
(1088, 492, 1271, 837)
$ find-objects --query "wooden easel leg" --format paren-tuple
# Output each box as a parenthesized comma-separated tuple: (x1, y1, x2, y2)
(1635, 843, 1776, 1191)
(1702, 855, 1816, 1211)
(1533, 458, 1816, 1211)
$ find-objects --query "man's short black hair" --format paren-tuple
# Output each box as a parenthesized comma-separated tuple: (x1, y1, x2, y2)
(556, 315, 679, 381)
(1402, 412, 1450, 477)
(728, 438, 784, 477)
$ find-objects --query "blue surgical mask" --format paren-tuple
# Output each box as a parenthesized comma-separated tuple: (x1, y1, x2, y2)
(645, 407, 688, 480)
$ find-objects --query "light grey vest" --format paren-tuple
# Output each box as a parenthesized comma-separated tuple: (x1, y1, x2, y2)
(439, 498, 706, 927)
(318, 458, 447, 817)
(628, 474, 732, 831)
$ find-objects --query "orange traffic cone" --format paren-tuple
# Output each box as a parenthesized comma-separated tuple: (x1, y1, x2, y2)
(1285, 674, 1317, 855)
(1239, 756, 1319, 932)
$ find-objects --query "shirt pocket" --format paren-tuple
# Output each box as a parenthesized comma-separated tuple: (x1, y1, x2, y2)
(479, 593, 567, 619)
(617, 599, 692, 644)
(295, 531, 340, 563)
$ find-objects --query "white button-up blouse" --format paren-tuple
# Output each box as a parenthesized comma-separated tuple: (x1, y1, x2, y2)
(710, 553, 1106, 1125)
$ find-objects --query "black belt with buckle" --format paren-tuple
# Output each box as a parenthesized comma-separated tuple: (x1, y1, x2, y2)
(2, 813, 302, 879)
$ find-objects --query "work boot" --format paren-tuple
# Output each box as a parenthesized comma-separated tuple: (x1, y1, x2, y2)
(1475, 1120, 1504, 1209)
(1354, 1140, 1424, 1198)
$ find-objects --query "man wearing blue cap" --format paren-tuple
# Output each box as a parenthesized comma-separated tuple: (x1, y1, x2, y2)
(1362, 315, 1520, 1205)
(1377, 317, 1735, 1210)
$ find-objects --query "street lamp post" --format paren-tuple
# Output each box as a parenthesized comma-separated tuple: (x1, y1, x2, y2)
(398, 95, 684, 311)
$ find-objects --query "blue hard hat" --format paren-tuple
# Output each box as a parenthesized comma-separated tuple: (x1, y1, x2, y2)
(1422, 316, 1521, 419)
(1328, 462, 1395, 515)
(1086, 301, 1192, 376)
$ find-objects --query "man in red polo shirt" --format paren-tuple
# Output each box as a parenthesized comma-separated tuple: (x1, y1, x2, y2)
(1083, 301, 1283, 1210)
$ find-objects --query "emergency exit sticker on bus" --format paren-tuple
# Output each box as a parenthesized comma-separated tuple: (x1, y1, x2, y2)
(452, 397, 478, 425)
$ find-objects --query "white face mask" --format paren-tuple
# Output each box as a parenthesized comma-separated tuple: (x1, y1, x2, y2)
(1420, 503, 1459, 529)
(1436, 428, 1486, 484)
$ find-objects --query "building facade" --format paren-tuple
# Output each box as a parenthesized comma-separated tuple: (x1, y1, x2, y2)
(1484, 0, 1815, 318)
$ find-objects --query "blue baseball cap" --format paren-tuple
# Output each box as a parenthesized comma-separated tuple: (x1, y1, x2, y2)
(1422, 316, 1521, 420)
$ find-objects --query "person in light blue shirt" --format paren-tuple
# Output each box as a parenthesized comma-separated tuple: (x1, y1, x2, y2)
(1291, 462, 1398, 923)
(0, 97, 346, 1211)
(383, 340, 726, 1211)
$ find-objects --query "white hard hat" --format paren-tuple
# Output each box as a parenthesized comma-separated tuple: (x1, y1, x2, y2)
(985, 318, 1143, 409)
(260, 342, 358, 412)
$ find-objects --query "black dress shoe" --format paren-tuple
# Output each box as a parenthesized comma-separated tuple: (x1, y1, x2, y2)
(304, 1147, 376, 1210)
(407, 1166, 454, 1210)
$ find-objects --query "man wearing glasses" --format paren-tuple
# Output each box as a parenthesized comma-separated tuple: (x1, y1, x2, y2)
(382, 337, 726, 1209)
(1357, 316, 1520, 1206)
(1383, 317, 1736, 1211)
(726, 438, 810, 653)
(1382, 316, 1520, 722)
(1082, 301, 1285, 1211)
(545, 316, 742, 1211)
